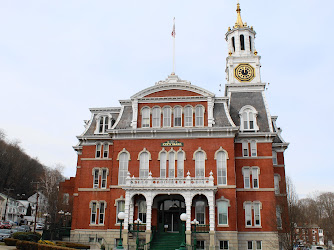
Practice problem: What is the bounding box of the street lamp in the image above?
[116,212,125,249]
[191,219,199,250]
[178,213,188,250]
[134,218,142,250]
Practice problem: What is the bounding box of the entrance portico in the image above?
[122,171,217,248]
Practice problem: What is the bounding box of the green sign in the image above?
[161,140,184,147]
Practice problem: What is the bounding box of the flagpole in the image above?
[172,17,175,75]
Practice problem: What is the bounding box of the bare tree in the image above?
[317,192,334,244]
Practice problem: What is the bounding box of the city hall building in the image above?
[62,4,289,249]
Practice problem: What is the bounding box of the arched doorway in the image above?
[155,194,185,233]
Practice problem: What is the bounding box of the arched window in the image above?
[138,200,147,223]
[141,107,150,128]
[184,106,193,127]
[217,200,229,225]
[240,34,245,50]
[195,105,204,127]
[99,201,106,224]
[216,150,227,185]
[90,201,97,224]
[177,150,185,178]
[160,151,167,178]
[101,169,107,189]
[239,106,258,131]
[97,116,109,133]
[163,107,171,127]
[194,150,206,178]
[195,201,205,224]
[174,106,182,127]
[168,151,175,178]
[152,107,161,128]
[118,152,129,185]
[249,36,252,51]
[116,200,125,223]
[93,168,99,188]
[232,37,235,52]
[103,143,109,158]
[139,151,149,178]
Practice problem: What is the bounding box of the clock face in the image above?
[234,63,255,82]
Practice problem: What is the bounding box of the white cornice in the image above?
[89,107,121,112]
[138,96,208,103]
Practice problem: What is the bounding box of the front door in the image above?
[164,211,180,232]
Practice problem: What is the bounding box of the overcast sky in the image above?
[0,0,333,198]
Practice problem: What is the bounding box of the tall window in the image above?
[91,202,97,224]
[195,151,205,178]
[93,169,99,188]
[195,201,205,224]
[240,34,245,50]
[243,168,250,189]
[101,169,107,189]
[250,141,257,157]
[168,151,175,178]
[249,36,252,51]
[116,200,125,223]
[232,37,235,52]
[195,106,204,127]
[103,143,109,158]
[272,151,278,165]
[160,151,167,178]
[177,151,184,178]
[216,151,227,185]
[254,203,261,226]
[142,107,150,128]
[242,142,249,157]
[248,241,262,250]
[217,201,228,225]
[245,203,252,226]
[252,168,259,189]
[98,116,109,133]
[163,107,171,127]
[240,106,258,131]
[276,206,282,228]
[96,144,102,158]
[152,107,161,128]
[99,201,106,224]
[184,106,193,127]
[174,106,182,127]
[138,200,147,223]
[220,241,229,250]
[139,152,149,178]
[274,175,280,194]
[118,152,129,185]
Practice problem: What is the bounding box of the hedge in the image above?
[4,238,18,246]
[13,232,42,242]
[55,242,90,249]
[16,240,76,250]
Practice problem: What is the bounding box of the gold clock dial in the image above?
[234,63,255,82]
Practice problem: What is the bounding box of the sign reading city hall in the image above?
[161,140,184,147]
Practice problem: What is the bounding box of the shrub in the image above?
[4,238,18,246]
[38,240,55,245]
[27,234,40,242]
[13,232,42,241]
[55,242,90,249]
[17,240,76,250]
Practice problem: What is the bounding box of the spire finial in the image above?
[235,2,244,28]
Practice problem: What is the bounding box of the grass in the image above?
[0,242,5,245]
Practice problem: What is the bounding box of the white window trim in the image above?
[193,147,207,179]
[114,196,125,224]
[239,105,259,132]
[103,143,109,158]
[216,196,231,226]
[100,168,109,189]
[138,148,151,178]
[98,201,107,225]
[96,143,102,158]
[158,148,167,178]
[141,106,151,128]
[243,201,262,228]
[195,105,205,127]
[173,106,183,127]
[214,147,229,186]
[167,148,177,178]
[152,106,161,128]
[184,105,193,127]
[89,200,99,225]
[242,166,260,189]
[92,168,100,189]
[94,114,113,134]
[250,140,257,157]
[117,149,130,186]
[195,200,206,224]
[274,174,281,194]
[176,148,185,178]
[272,150,278,165]
[162,106,172,128]
[242,141,249,157]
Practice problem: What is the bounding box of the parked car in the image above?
[0,229,12,241]
[310,246,324,250]
[16,225,30,232]
[0,221,12,229]
[35,223,44,230]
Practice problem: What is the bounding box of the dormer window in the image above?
[99,116,108,133]
[95,114,112,134]
[239,106,259,132]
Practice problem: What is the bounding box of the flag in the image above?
[171,17,175,38]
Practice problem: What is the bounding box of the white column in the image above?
[145,193,153,231]
[184,193,192,231]
[131,99,138,129]
[207,97,214,127]
[124,191,131,230]
[129,198,134,225]
[207,192,215,231]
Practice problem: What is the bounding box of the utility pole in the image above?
[31,182,41,232]
[2,188,14,221]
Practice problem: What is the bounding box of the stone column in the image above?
[145,193,153,244]
[184,192,192,245]
[207,192,216,249]
[123,191,131,247]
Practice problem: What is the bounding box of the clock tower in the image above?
[225,3,261,84]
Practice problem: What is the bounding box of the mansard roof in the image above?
[131,74,215,99]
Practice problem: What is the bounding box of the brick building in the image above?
[295,224,324,247]
[61,4,289,249]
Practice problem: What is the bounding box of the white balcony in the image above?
[124,171,215,190]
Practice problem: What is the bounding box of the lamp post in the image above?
[134,218,142,250]
[178,213,188,250]
[191,219,199,250]
[116,212,125,249]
